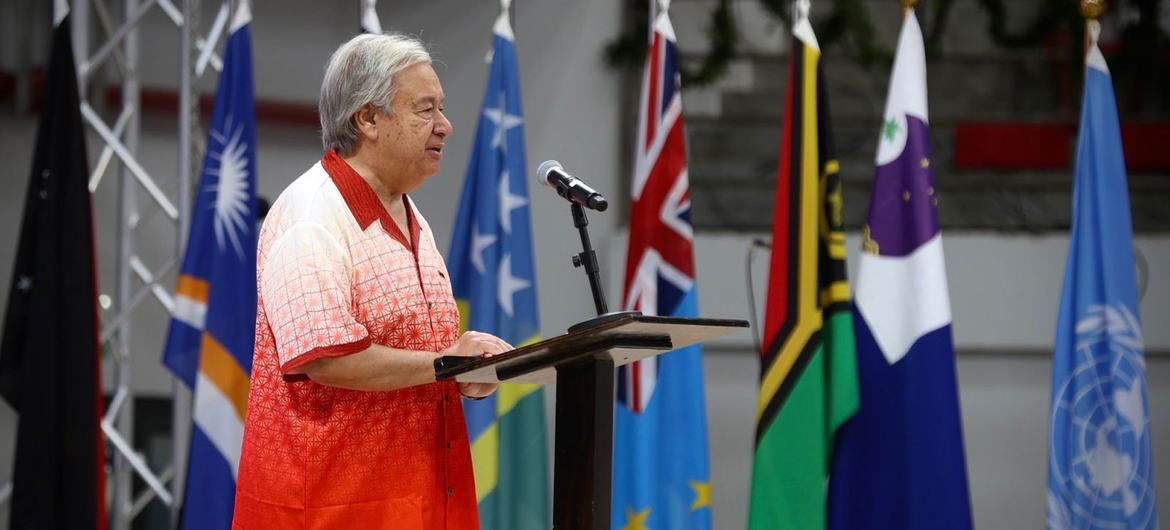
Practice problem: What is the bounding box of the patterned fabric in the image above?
[233,153,479,530]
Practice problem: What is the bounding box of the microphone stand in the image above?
[567,202,639,333]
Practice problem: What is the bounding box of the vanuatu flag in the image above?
[747,7,859,530]
[446,7,549,530]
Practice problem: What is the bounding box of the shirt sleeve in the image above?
[261,222,371,373]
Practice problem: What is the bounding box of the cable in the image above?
[745,238,771,354]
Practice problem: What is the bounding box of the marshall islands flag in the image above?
[827,10,974,530]
[161,2,259,528]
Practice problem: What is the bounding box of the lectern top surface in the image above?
[434,314,747,384]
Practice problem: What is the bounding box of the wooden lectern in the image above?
[434,313,747,530]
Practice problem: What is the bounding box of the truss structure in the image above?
[82,0,228,526]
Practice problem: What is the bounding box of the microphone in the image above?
[536,160,608,212]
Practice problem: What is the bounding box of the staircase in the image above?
[671,0,1170,232]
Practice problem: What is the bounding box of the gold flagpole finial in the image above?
[1080,0,1106,20]
[901,0,919,10]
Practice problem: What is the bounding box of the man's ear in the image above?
[353,104,379,142]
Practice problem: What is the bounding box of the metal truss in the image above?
[71,0,228,528]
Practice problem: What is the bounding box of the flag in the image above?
[359,0,382,34]
[0,9,106,529]
[826,11,973,530]
[160,2,258,528]
[613,3,712,529]
[746,7,858,530]
[446,9,549,530]
[1045,19,1158,530]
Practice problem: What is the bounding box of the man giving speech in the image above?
[232,33,506,530]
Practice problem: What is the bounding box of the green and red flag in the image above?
[747,5,859,529]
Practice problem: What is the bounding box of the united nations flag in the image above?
[1047,20,1158,530]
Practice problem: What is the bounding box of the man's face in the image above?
[373,62,452,192]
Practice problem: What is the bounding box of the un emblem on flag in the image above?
[1048,304,1157,530]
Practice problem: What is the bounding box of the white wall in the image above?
[1,1,1168,529]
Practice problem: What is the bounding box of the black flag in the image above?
[0,14,107,530]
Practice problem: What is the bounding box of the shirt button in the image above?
[446,441,452,449]
[447,487,455,496]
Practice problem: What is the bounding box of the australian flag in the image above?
[446,9,549,530]
[1046,20,1158,530]
[613,3,712,529]
[827,12,974,530]
[160,2,258,528]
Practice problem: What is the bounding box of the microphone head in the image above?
[536,160,562,188]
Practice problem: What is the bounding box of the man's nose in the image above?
[435,109,453,138]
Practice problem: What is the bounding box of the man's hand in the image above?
[440,331,510,399]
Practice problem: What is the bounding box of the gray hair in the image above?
[319,33,432,155]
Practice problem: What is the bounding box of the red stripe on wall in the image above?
[954,122,1170,172]
[953,122,1074,171]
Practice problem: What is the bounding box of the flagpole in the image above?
[170,0,197,527]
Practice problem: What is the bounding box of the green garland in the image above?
[975,0,1077,47]
[604,0,737,87]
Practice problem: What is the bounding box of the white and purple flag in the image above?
[827,12,974,529]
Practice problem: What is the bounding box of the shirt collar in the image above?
[321,150,420,253]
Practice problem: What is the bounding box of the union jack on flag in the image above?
[613,1,712,528]
[619,0,695,413]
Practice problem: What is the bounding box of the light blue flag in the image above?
[613,5,712,529]
[1047,20,1158,530]
[160,3,258,528]
[446,9,549,530]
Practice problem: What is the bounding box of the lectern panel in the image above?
[434,315,748,384]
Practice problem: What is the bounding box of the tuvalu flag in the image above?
[613,1,713,528]
[445,5,550,529]
[160,2,259,528]
[0,6,107,529]
[827,10,973,530]
[1045,18,1158,530]
[747,3,859,529]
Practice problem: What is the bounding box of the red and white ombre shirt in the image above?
[233,152,479,530]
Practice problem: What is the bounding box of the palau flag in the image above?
[747,5,858,530]
[1045,19,1158,530]
[614,2,712,529]
[826,10,974,530]
[446,8,549,530]
[160,2,258,528]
